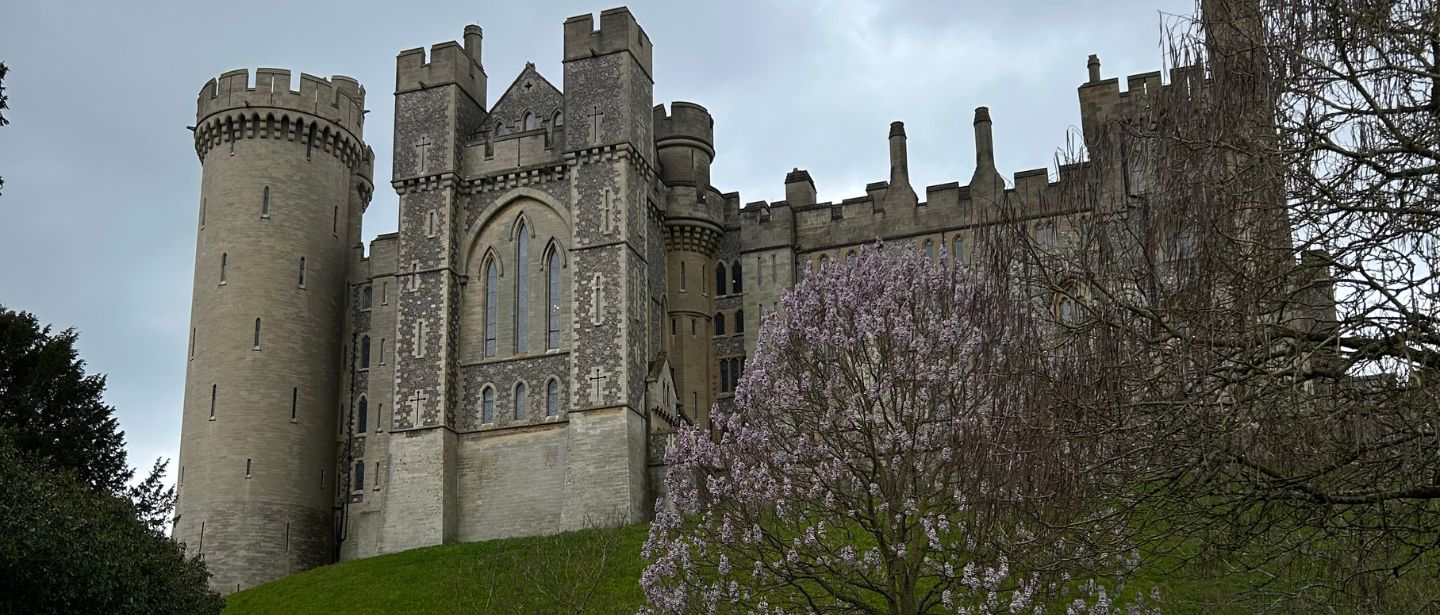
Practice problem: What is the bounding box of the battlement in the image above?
[1078,55,1209,140]
[197,68,366,137]
[395,26,487,105]
[564,8,654,80]
[653,102,714,154]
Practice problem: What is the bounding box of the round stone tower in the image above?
[175,68,371,593]
[655,102,722,428]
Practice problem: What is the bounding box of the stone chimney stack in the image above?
[885,121,917,206]
[969,107,1005,203]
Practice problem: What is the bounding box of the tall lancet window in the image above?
[482,387,494,424]
[484,260,498,357]
[523,112,538,131]
[546,249,561,349]
[514,382,528,421]
[253,318,262,350]
[515,224,530,354]
[546,379,560,417]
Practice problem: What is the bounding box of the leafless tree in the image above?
[1004,0,1440,610]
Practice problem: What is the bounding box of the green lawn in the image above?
[225,521,1425,614]
[223,524,651,614]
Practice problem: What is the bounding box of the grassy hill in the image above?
[223,524,651,614]
[225,522,1410,614]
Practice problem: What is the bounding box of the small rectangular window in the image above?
[333,206,339,235]
[219,253,228,284]
[210,384,217,419]
[291,387,298,420]
[382,282,389,305]
[298,257,306,287]
[245,458,252,478]
[373,462,381,490]
[261,186,271,218]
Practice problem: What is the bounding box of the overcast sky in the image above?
[0,0,1192,483]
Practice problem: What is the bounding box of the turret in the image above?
[177,69,371,593]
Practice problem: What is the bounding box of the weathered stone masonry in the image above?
[176,6,1175,592]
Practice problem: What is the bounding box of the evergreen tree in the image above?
[0,305,130,492]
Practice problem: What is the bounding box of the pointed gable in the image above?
[486,62,564,137]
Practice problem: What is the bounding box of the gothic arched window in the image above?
[546,379,560,417]
[953,236,966,264]
[484,260,499,357]
[494,122,506,137]
[923,239,935,261]
[547,249,561,350]
[523,112,538,131]
[731,262,743,293]
[514,382,528,421]
[714,312,726,336]
[482,386,495,424]
[357,397,368,432]
[715,261,727,296]
[515,224,530,353]
[553,110,564,126]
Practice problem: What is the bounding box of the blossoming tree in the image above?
[641,247,1140,614]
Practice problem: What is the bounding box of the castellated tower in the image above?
[175,68,372,593]
[654,102,721,428]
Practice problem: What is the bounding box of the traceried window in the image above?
[715,262,727,296]
[523,112,538,131]
[514,382,528,421]
[731,262,742,293]
[546,379,560,417]
[482,387,495,424]
[484,260,499,357]
[547,249,561,349]
[714,312,726,336]
[515,224,530,353]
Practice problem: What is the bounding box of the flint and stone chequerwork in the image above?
[175,7,1180,592]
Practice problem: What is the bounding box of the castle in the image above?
[174,7,1175,592]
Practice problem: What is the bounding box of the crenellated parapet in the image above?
[194,69,368,167]
[1078,55,1208,146]
[394,26,486,104]
[654,102,714,157]
[564,8,653,80]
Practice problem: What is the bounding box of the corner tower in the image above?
[176,68,371,592]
